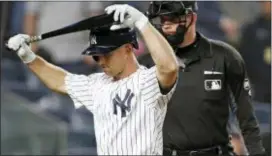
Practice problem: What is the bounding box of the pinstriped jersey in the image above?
[65,66,177,155]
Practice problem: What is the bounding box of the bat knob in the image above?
[5,42,13,51]
[5,43,20,52]
[4,35,41,52]
[5,40,22,52]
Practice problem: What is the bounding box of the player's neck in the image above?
[113,57,139,81]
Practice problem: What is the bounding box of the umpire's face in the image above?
[160,13,196,36]
[93,44,132,78]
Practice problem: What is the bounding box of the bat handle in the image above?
[27,35,42,43]
[5,35,42,51]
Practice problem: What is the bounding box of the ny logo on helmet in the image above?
[90,35,97,45]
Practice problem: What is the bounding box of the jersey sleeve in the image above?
[65,73,99,110]
[225,45,265,155]
[140,66,177,108]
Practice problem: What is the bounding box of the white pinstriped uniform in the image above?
[65,66,177,155]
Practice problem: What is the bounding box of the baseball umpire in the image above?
[6,4,179,155]
[138,1,266,156]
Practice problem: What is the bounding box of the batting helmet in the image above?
[82,28,138,56]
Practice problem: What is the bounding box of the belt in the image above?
[163,145,234,156]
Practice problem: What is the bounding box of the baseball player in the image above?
[7,4,179,155]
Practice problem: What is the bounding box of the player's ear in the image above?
[125,43,132,53]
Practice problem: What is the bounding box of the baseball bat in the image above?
[5,13,115,49]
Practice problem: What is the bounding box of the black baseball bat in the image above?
[5,13,115,49]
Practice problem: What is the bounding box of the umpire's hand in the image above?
[105,4,148,31]
[7,34,37,64]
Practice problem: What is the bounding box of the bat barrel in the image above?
[5,13,115,51]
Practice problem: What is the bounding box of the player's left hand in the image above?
[105,4,148,31]
[7,34,36,63]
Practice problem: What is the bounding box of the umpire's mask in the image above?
[146,1,198,48]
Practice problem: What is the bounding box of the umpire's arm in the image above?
[138,23,179,89]
[225,47,265,155]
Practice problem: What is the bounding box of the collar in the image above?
[175,32,213,66]
[197,32,213,58]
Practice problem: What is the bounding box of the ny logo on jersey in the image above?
[113,89,134,117]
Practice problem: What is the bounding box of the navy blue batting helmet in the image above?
[82,28,139,56]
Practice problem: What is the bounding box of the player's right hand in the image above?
[7,34,36,63]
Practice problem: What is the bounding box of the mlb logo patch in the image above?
[204,79,222,91]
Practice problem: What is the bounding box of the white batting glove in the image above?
[105,4,148,31]
[7,34,36,64]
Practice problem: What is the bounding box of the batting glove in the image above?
[105,4,148,31]
[7,34,36,64]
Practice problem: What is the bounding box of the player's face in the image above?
[93,45,128,77]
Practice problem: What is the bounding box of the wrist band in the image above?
[135,16,148,31]
[17,48,37,64]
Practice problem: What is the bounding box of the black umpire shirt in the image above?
[138,32,265,154]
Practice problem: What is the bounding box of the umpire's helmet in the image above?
[146,1,198,19]
[146,1,198,47]
[82,28,138,56]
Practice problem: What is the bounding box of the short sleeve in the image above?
[140,66,177,108]
[65,73,99,110]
